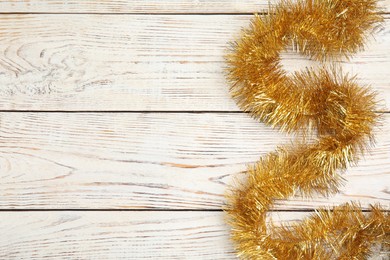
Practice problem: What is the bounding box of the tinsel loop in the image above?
[225,0,389,259]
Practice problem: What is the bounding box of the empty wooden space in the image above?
[0,1,389,259]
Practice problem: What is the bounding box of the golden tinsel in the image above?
[224,0,389,259]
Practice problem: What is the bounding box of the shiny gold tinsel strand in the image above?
[225,0,389,259]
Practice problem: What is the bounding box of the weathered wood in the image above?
[0,112,388,209]
[0,15,389,111]
[1,211,233,259]
[1,2,388,259]
[0,0,389,13]
[0,211,387,259]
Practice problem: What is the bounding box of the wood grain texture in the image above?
[1,2,389,259]
[0,15,389,111]
[0,211,234,259]
[0,0,389,13]
[1,112,388,209]
[0,211,388,259]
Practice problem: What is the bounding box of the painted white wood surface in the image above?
[0,1,389,259]
[0,0,389,13]
[0,211,388,259]
[1,112,388,209]
[0,15,389,111]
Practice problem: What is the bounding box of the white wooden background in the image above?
[0,1,389,259]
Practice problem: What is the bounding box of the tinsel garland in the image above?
[224,0,389,259]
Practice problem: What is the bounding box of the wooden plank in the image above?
[0,211,234,259]
[0,211,387,259]
[0,15,389,111]
[0,0,389,13]
[0,112,388,209]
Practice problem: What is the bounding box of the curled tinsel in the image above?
[225,0,389,259]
